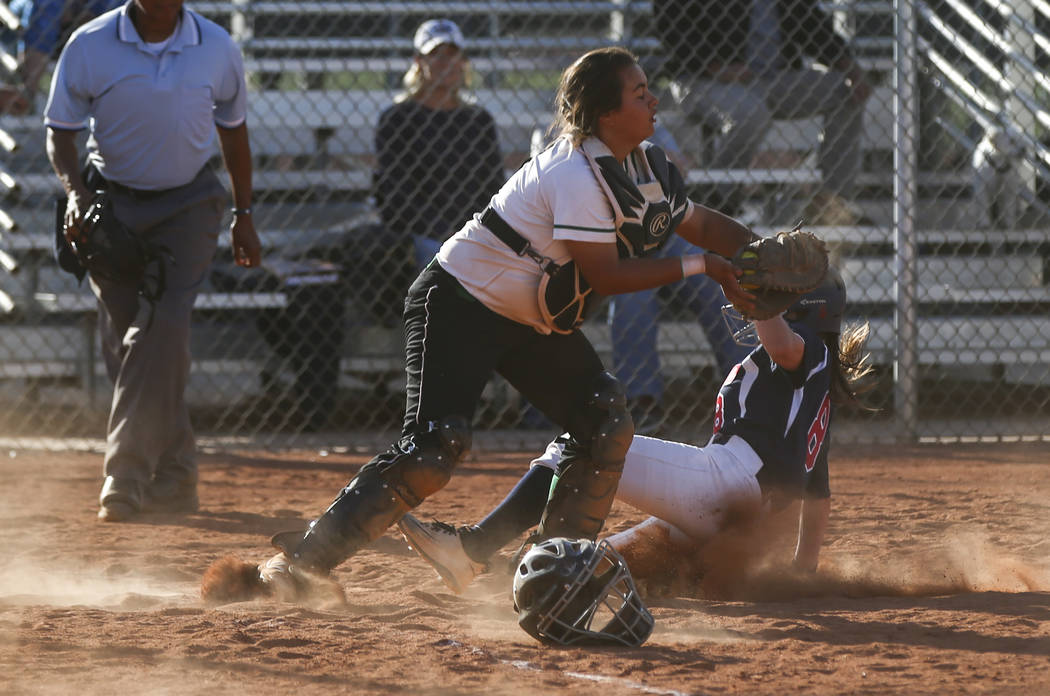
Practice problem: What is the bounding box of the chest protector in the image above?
[539,138,690,334]
[580,137,690,258]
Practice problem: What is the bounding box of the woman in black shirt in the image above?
[373,18,506,269]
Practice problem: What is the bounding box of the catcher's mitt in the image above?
[72,192,168,301]
[732,227,829,320]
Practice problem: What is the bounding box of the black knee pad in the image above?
[278,468,409,573]
[377,415,472,508]
[539,373,634,540]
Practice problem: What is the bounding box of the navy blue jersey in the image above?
[710,324,832,506]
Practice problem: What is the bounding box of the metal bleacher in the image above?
[0,0,1049,439]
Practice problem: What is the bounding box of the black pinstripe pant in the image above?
[399,262,612,442]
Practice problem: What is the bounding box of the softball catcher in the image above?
[202,46,761,607]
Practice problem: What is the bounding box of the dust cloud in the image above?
[702,525,1050,601]
[0,560,186,608]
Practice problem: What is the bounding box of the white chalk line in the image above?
[439,640,689,696]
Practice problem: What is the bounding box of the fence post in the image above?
[1006,2,1037,194]
[893,0,918,442]
[231,0,253,64]
[610,0,630,44]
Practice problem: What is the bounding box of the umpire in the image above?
[44,0,261,522]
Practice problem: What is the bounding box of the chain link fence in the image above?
[0,0,1048,448]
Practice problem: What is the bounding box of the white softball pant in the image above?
[531,434,763,544]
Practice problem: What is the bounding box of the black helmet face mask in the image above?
[512,537,654,647]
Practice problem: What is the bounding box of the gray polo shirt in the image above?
[44,1,247,190]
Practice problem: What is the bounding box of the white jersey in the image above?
[437,136,612,333]
[437,136,692,334]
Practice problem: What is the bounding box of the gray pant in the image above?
[671,67,864,198]
[91,168,224,493]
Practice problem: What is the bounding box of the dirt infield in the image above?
[1,442,1048,695]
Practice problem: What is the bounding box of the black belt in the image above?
[480,207,559,276]
[105,179,175,200]
[85,161,197,201]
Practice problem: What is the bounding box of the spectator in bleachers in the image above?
[653,0,873,225]
[373,18,506,271]
[373,18,542,426]
[1,0,119,113]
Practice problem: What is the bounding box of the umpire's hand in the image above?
[62,187,91,246]
[231,214,261,267]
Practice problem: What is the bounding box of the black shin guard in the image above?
[538,375,634,540]
[275,416,472,574]
[538,454,622,540]
[276,469,410,574]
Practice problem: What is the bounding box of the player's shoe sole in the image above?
[398,513,485,594]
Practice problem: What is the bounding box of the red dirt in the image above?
[1,442,1048,695]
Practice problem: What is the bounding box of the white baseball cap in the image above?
[413,19,465,55]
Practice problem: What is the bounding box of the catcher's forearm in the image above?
[45,127,89,199]
[567,239,687,295]
[705,207,757,255]
[678,204,755,256]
